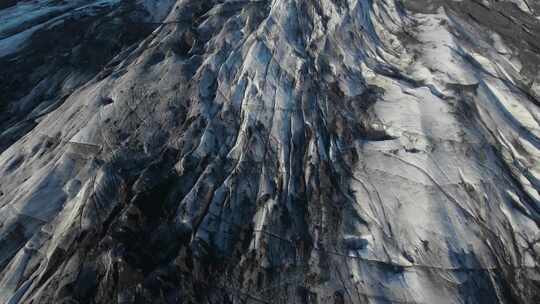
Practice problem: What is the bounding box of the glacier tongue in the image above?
[0,0,539,303]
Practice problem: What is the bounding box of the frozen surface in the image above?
[0,0,539,303]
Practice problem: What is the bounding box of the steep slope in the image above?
[0,0,539,303]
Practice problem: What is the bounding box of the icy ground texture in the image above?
[0,0,540,303]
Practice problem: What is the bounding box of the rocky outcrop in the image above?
[0,0,539,303]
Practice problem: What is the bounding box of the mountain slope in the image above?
[0,0,539,303]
